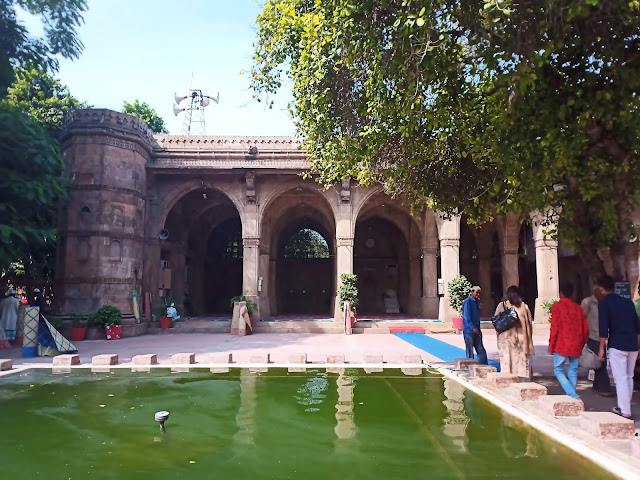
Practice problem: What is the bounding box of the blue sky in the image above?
[20,0,295,136]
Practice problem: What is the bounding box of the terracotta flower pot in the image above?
[452,317,463,331]
[105,325,122,340]
[159,317,172,329]
[71,327,87,341]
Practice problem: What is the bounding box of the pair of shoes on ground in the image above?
[612,407,634,421]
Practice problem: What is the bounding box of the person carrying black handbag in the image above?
[493,286,535,380]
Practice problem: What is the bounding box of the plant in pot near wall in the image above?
[90,305,123,340]
[229,295,258,319]
[70,313,88,341]
[338,273,359,318]
[153,296,175,329]
[447,275,473,332]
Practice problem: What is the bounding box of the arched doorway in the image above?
[260,187,336,318]
[162,187,242,316]
[353,217,411,315]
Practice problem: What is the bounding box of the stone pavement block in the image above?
[509,383,547,401]
[469,365,497,378]
[327,354,345,364]
[632,437,640,458]
[578,412,635,440]
[364,354,383,364]
[171,353,195,364]
[132,354,157,365]
[538,395,584,417]
[53,354,80,366]
[0,359,12,371]
[487,372,519,388]
[92,354,118,366]
[250,353,270,364]
[403,355,423,364]
[454,358,478,369]
[288,353,307,364]
[208,352,232,364]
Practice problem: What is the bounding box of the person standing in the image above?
[549,282,590,399]
[581,287,612,396]
[597,275,640,420]
[33,288,46,311]
[462,286,488,365]
[0,290,20,343]
[494,286,535,380]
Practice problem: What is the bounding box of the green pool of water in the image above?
[0,368,609,480]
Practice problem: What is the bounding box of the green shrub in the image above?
[338,273,359,310]
[230,295,257,316]
[89,305,122,327]
[447,275,472,313]
[542,300,558,315]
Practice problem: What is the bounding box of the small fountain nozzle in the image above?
[155,411,169,432]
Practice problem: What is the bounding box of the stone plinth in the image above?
[327,354,345,364]
[171,353,195,364]
[132,354,157,365]
[469,365,497,378]
[0,359,13,371]
[250,353,271,364]
[509,383,547,401]
[209,352,233,364]
[454,358,478,370]
[53,354,80,366]
[403,354,423,364]
[92,354,118,366]
[538,395,584,417]
[578,412,635,440]
[487,372,519,388]
[288,353,307,364]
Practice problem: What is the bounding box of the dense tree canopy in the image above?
[252,0,640,280]
[0,0,87,93]
[283,229,330,259]
[123,100,169,134]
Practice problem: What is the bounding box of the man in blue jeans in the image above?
[462,286,488,364]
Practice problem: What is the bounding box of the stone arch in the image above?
[259,185,337,317]
[353,191,424,316]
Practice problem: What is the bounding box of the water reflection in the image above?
[334,373,356,440]
[295,373,328,412]
[441,378,469,452]
[233,369,256,447]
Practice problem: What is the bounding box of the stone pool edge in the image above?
[435,365,640,480]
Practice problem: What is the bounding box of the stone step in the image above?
[578,412,636,440]
[538,395,584,417]
[509,382,548,401]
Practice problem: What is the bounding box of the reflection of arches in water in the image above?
[334,373,356,441]
[441,378,469,453]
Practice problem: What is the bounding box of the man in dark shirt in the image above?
[597,275,640,420]
[462,286,488,365]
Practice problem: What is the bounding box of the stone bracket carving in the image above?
[245,172,256,204]
[337,237,354,247]
[243,237,260,247]
[340,178,351,204]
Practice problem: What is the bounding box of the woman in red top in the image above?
[549,282,590,398]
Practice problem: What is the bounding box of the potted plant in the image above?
[229,295,258,318]
[85,311,106,340]
[338,273,359,323]
[90,305,123,340]
[70,313,88,341]
[447,275,472,332]
[153,296,174,329]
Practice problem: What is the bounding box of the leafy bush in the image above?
[542,300,558,315]
[338,273,359,310]
[447,275,472,313]
[89,305,122,327]
[230,295,258,316]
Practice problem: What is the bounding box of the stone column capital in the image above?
[243,236,260,247]
[337,237,354,247]
[440,238,460,248]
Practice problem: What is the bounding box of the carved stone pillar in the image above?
[421,245,439,318]
[500,214,521,294]
[531,212,559,323]
[243,236,260,319]
[436,216,461,323]
[335,202,353,321]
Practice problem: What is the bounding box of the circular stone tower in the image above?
[55,109,154,331]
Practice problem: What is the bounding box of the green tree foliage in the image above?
[252,0,640,280]
[0,0,87,93]
[123,100,169,134]
[5,67,87,137]
[447,275,472,313]
[338,273,359,309]
[283,228,330,258]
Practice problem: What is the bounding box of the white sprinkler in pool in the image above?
[155,411,169,432]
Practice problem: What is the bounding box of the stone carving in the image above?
[340,178,351,204]
[337,237,354,247]
[246,172,256,204]
[243,237,260,247]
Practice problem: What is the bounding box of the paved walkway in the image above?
[2,329,638,426]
